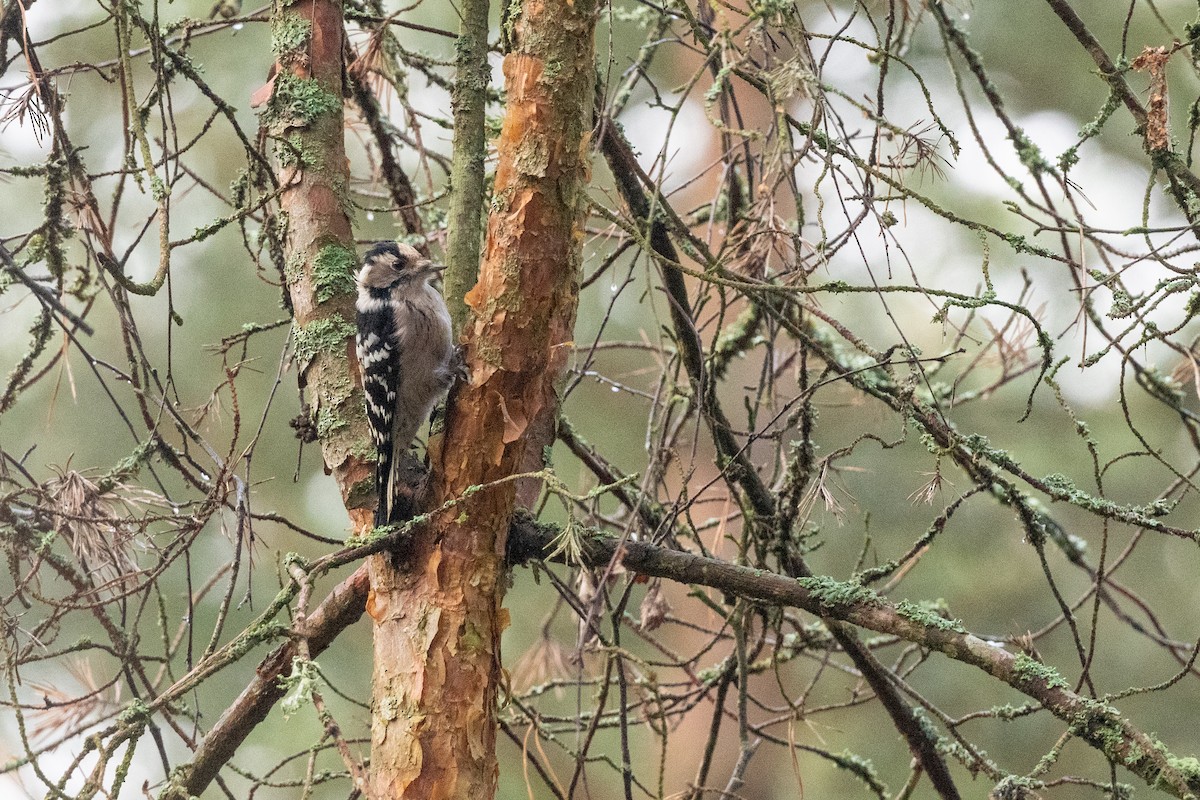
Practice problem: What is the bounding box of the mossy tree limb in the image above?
[444,0,491,334]
[159,567,371,799]
[503,527,1200,800]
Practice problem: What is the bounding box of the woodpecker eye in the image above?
[358,242,432,289]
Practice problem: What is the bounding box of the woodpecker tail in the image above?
[374,438,394,527]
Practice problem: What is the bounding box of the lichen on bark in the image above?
[263,0,373,523]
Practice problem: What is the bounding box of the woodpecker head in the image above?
[356,242,443,290]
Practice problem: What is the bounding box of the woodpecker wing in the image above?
[356,287,400,526]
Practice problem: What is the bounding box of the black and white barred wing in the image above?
[356,290,399,526]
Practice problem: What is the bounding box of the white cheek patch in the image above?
[356,295,391,313]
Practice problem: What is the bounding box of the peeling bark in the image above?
[367,1,596,797]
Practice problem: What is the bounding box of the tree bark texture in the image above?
[366,0,596,797]
[444,0,490,333]
[272,0,375,530]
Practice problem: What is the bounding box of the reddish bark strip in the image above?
[367,1,596,797]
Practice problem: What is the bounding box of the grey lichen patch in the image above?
[990,775,1043,799]
[512,137,551,178]
[1169,755,1200,777]
[1011,653,1069,691]
[961,433,1020,472]
[275,133,322,170]
[278,657,319,719]
[272,12,311,57]
[1063,699,1140,770]
[990,703,1036,720]
[97,438,158,493]
[1040,471,1175,525]
[833,750,886,796]
[796,575,882,612]
[313,243,357,303]
[304,357,371,476]
[343,419,374,462]
[267,73,341,127]
[294,315,355,363]
[348,432,376,463]
[471,332,504,370]
[325,373,355,408]
[541,59,563,82]
[283,249,306,289]
[315,406,347,438]
[500,0,523,50]
[237,622,289,660]
[1161,755,1200,792]
[116,698,152,726]
[344,522,397,549]
[895,599,965,633]
[377,695,400,722]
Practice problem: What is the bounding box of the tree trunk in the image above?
[271,0,376,529]
[366,0,597,796]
